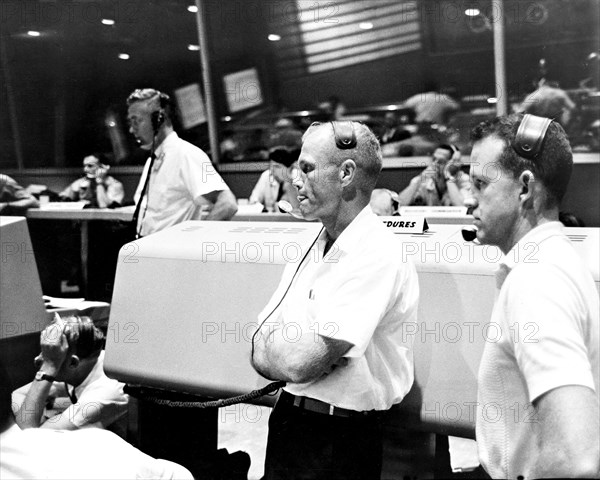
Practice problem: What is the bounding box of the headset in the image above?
[511,113,552,160]
[151,110,165,133]
[462,114,553,242]
[309,121,358,149]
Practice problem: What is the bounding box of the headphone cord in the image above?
[133,135,158,239]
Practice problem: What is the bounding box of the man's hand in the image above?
[443,160,462,181]
[38,320,69,375]
[95,166,109,183]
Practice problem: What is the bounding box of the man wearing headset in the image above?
[59,154,124,208]
[397,143,470,207]
[127,88,237,237]
[252,121,419,479]
[12,315,129,437]
[466,114,599,478]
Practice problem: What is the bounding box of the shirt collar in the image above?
[74,351,105,397]
[322,205,377,255]
[500,221,565,271]
[155,131,178,158]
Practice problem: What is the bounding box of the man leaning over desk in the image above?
[252,121,419,480]
[127,88,237,237]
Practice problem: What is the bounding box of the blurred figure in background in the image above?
[249,146,300,212]
[370,188,399,216]
[0,174,39,214]
[521,86,576,128]
[401,81,460,125]
[59,154,124,208]
[397,144,469,207]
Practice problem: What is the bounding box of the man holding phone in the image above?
[59,154,124,208]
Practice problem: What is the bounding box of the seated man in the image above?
[1,360,193,480]
[249,146,300,212]
[369,188,399,216]
[397,144,470,207]
[0,174,39,214]
[59,154,124,208]
[12,314,129,437]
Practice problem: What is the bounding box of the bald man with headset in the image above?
[127,88,237,237]
[252,121,419,479]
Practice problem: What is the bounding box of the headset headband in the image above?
[331,121,357,149]
[512,114,552,160]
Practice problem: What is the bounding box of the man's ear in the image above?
[69,355,80,369]
[339,159,356,186]
[518,170,535,203]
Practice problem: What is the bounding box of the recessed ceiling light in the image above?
[27,31,41,37]
[187,5,198,13]
[359,22,373,30]
[101,19,115,25]
[465,8,480,16]
[487,97,498,104]
[223,116,232,122]
[387,105,398,111]
[118,53,130,60]
[300,111,310,116]
[268,34,281,42]
[188,44,200,51]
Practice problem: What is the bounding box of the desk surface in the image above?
[27,206,135,221]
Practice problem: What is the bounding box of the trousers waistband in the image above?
[280,391,376,418]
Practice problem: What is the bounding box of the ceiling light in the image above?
[101,19,115,25]
[188,44,200,51]
[465,8,480,16]
[387,105,398,111]
[300,111,310,116]
[359,22,373,30]
[187,5,198,13]
[487,97,498,104]
[223,116,232,122]
[27,31,41,37]
[118,53,130,60]
[268,34,281,42]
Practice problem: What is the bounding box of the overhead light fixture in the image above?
[223,116,232,122]
[359,22,373,30]
[300,111,310,116]
[187,5,198,13]
[387,105,398,111]
[465,8,480,16]
[188,44,200,51]
[487,97,498,104]
[118,53,130,60]
[268,34,281,42]
[101,19,115,25]
[27,31,41,37]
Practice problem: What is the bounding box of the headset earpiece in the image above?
[512,114,552,160]
[331,121,357,149]
[151,110,165,132]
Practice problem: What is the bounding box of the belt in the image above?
[280,391,374,418]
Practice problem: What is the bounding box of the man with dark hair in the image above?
[467,114,599,478]
[12,315,128,436]
[249,146,300,212]
[397,143,470,206]
[127,88,237,237]
[1,358,193,479]
[59,154,124,208]
[252,121,419,479]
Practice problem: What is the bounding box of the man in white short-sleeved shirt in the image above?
[12,315,128,437]
[466,113,599,479]
[127,88,237,237]
[252,121,419,479]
